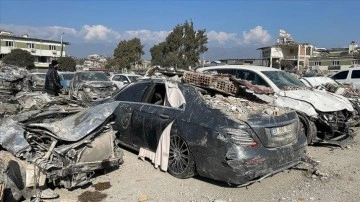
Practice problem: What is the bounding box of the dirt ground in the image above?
[51,131,360,202]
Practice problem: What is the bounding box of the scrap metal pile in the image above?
[0,65,123,201]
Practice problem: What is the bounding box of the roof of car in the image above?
[196,65,281,73]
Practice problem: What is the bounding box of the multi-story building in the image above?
[309,41,360,71]
[257,30,313,70]
[0,30,69,68]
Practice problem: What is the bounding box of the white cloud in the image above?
[207,31,239,44]
[0,24,272,47]
[124,30,170,44]
[242,26,271,45]
[0,24,78,40]
[80,24,120,41]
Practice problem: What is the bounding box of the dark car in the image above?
[105,79,307,185]
[69,71,118,102]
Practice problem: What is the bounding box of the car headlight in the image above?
[321,114,335,122]
[84,87,91,92]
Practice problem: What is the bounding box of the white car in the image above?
[330,67,360,89]
[109,74,141,89]
[196,65,355,144]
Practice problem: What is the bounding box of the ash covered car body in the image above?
[0,65,33,95]
[69,71,118,102]
[196,65,355,145]
[104,79,307,185]
[30,72,46,91]
[0,101,123,201]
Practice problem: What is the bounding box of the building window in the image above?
[49,45,56,50]
[332,61,340,65]
[27,43,35,49]
[290,49,294,54]
[5,41,13,47]
[314,61,322,66]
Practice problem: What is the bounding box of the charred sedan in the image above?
[106,79,307,185]
[69,71,118,102]
[0,102,123,201]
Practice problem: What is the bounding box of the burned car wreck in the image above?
[69,71,118,102]
[0,65,33,95]
[195,66,356,146]
[103,79,308,185]
[0,101,123,201]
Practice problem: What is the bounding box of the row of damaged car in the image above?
[1,64,351,201]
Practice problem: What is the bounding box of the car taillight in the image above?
[225,128,258,147]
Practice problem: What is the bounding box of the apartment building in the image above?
[0,30,69,68]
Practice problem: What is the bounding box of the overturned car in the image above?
[68,71,118,102]
[0,102,123,201]
[195,65,356,145]
[103,79,308,185]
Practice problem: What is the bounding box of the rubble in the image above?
[201,93,286,120]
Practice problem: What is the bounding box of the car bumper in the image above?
[195,139,307,185]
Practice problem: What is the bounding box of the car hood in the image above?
[0,101,120,156]
[83,81,114,88]
[278,89,353,112]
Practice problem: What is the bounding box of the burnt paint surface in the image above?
[111,80,306,185]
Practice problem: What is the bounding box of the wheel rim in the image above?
[168,135,190,174]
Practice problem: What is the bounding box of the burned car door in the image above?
[112,81,151,147]
[131,83,184,151]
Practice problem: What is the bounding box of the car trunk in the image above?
[246,111,299,148]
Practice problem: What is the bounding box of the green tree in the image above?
[3,49,35,69]
[150,20,208,69]
[150,42,167,67]
[113,38,144,70]
[58,57,77,71]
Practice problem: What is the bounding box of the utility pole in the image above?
[60,32,64,57]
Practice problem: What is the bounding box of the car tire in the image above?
[167,134,196,179]
[298,113,317,144]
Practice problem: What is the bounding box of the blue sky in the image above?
[1,0,359,60]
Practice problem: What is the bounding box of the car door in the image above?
[349,69,360,88]
[131,83,184,151]
[112,81,152,147]
[331,70,349,84]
